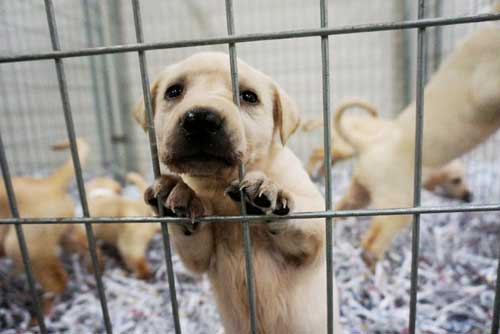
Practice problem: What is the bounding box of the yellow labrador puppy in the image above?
[0,138,89,314]
[304,100,473,202]
[335,12,500,266]
[133,52,342,334]
[83,173,157,279]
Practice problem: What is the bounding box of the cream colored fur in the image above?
[133,52,342,334]
[335,18,500,265]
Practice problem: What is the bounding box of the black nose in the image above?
[462,191,473,203]
[181,108,222,135]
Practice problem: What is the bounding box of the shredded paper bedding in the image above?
[1,161,499,334]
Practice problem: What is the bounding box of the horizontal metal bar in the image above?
[1,203,499,225]
[0,13,498,64]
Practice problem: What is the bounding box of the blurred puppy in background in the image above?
[83,172,157,279]
[332,11,500,266]
[303,100,473,203]
[0,138,89,314]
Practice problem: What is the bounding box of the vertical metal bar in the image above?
[409,1,427,333]
[319,0,335,333]
[107,0,138,172]
[491,247,500,334]
[224,1,258,333]
[432,0,443,73]
[402,0,413,107]
[93,0,122,177]
[0,133,47,333]
[130,1,182,333]
[42,1,113,333]
[81,0,110,171]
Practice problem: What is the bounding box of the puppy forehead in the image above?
[160,52,271,91]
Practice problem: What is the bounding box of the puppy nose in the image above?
[181,108,222,135]
[462,191,473,203]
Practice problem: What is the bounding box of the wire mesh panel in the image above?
[0,0,499,333]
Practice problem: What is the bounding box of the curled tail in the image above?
[48,138,90,189]
[125,172,149,193]
[301,118,324,132]
[333,99,378,153]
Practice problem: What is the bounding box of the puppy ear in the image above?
[272,84,300,145]
[423,169,446,191]
[133,78,161,131]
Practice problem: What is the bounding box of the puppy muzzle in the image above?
[162,107,242,174]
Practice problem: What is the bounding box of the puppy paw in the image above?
[225,171,293,216]
[361,249,378,273]
[144,174,204,234]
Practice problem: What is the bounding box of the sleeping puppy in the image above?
[303,100,473,202]
[335,11,500,266]
[83,173,157,279]
[133,52,342,334]
[0,138,90,314]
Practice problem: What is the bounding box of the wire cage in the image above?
[0,0,499,333]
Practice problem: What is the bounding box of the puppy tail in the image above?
[333,99,378,153]
[494,1,500,13]
[48,138,90,189]
[125,172,149,193]
[300,118,324,132]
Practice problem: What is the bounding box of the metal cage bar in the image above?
[130,1,182,333]
[408,0,427,332]
[319,0,335,333]
[492,247,500,334]
[224,1,258,333]
[81,0,109,171]
[0,133,47,333]
[2,202,500,225]
[0,2,499,333]
[1,13,499,64]
[42,1,113,333]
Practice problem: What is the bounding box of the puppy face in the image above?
[440,166,473,202]
[133,52,299,176]
[425,160,473,202]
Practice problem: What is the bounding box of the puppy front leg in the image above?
[145,175,214,274]
[225,171,323,266]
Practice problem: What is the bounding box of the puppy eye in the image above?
[240,90,259,104]
[451,177,461,185]
[165,84,184,100]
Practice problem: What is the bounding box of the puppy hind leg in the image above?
[32,257,68,315]
[335,179,371,211]
[117,229,153,280]
[361,214,412,268]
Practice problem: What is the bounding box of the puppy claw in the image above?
[254,193,272,208]
[226,171,293,216]
[144,174,205,234]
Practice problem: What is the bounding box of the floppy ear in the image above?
[272,84,300,145]
[423,169,446,191]
[133,78,161,131]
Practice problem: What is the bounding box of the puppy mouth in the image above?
[162,149,242,175]
[171,152,239,166]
